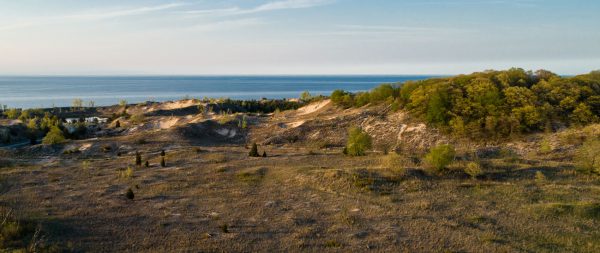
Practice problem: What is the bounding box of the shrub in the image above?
[424,144,456,172]
[125,188,134,200]
[262,151,267,158]
[344,127,372,156]
[160,150,165,157]
[114,120,121,128]
[535,170,547,183]
[135,152,142,166]
[539,139,552,154]
[120,167,134,179]
[145,161,149,167]
[130,114,145,124]
[4,108,20,119]
[220,224,229,233]
[249,143,260,157]
[464,162,483,179]
[42,126,65,145]
[380,153,406,174]
[575,139,600,174]
[160,157,166,167]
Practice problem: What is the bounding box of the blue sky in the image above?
[0,0,599,75]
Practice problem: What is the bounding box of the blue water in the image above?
[0,76,434,109]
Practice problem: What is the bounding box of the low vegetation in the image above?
[343,127,372,156]
[423,144,455,173]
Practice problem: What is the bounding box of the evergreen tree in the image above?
[135,152,142,166]
[160,157,166,167]
[145,160,149,167]
[125,188,135,200]
[262,151,267,157]
[115,120,121,128]
[249,143,259,157]
[160,150,166,157]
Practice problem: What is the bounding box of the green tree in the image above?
[26,118,39,144]
[42,126,66,145]
[571,103,598,125]
[300,91,313,102]
[4,108,19,119]
[331,90,347,104]
[344,127,372,156]
[426,90,449,125]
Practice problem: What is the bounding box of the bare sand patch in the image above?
[297,99,330,115]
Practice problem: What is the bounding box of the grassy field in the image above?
[1,100,599,252]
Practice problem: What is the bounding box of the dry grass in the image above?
[1,107,599,252]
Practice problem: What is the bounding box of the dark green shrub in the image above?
[249,143,259,157]
[125,188,134,200]
[135,152,142,166]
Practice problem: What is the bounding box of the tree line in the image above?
[331,68,600,139]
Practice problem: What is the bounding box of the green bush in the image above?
[344,127,372,156]
[575,139,600,174]
[42,126,65,145]
[539,139,552,154]
[424,144,456,172]
[464,162,483,179]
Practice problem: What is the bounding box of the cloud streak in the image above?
[0,3,185,31]
[324,24,475,36]
[182,0,335,16]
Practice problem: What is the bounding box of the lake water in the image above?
[0,75,435,109]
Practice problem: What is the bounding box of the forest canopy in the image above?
[331,68,600,139]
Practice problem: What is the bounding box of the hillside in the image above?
[0,69,599,252]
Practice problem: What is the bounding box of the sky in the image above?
[0,0,599,75]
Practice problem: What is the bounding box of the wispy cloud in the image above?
[63,3,185,20]
[187,18,265,32]
[0,3,185,31]
[182,0,335,16]
[411,0,540,8]
[327,24,475,36]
